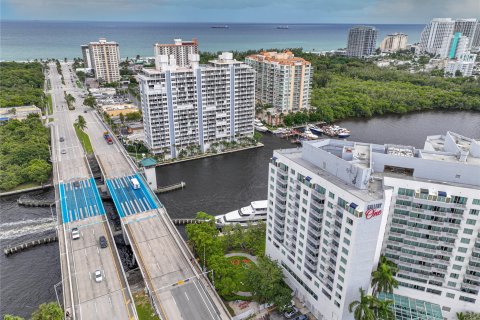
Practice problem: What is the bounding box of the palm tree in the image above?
[75,115,87,131]
[456,312,465,320]
[379,255,399,275]
[373,299,394,320]
[371,257,399,295]
[349,288,376,320]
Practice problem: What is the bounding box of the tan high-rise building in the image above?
[245,51,312,113]
[380,33,408,52]
[82,38,120,83]
[153,39,199,67]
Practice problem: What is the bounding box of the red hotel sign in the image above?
[365,209,382,220]
[365,203,383,220]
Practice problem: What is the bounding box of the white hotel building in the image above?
[139,52,255,159]
[266,132,480,320]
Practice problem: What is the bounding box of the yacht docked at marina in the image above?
[215,200,268,227]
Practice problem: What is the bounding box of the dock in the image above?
[4,235,58,256]
[154,181,186,194]
[17,196,54,207]
[172,218,207,225]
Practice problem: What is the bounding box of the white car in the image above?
[71,228,80,240]
[94,270,103,283]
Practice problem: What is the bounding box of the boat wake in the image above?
[0,218,56,240]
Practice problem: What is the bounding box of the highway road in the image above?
[48,62,136,320]
[62,65,230,319]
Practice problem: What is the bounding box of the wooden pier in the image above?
[4,235,58,256]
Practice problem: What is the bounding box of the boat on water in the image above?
[302,127,319,140]
[272,128,289,135]
[277,25,289,29]
[337,130,351,138]
[254,119,269,132]
[307,124,323,136]
[322,125,351,138]
[211,25,229,29]
[215,200,268,227]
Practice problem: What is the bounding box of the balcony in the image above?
[276,192,287,201]
[307,230,321,241]
[305,259,318,272]
[311,197,324,208]
[305,262,317,274]
[312,189,326,199]
[307,240,320,251]
[470,255,480,263]
[306,250,319,263]
[309,218,322,229]
[277,173,288,182]
[463,273,480,282]
[310,206,323,218]
[277,183,287,192]
[274,219,285,229]
[274,230,284,242]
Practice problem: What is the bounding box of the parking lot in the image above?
[59,178,105,223]
[106,174,158,217]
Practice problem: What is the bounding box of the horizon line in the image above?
[0,19,425,25]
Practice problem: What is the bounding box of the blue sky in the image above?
[1,0,478,23]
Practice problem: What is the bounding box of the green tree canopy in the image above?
[0,114,51,191]
[245,256,292,309]
[31,302,63,320]
[0,62,45,109]
[371,256,398,295]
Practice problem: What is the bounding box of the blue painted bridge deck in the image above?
[59,178,105,223]
[106,174,158,218]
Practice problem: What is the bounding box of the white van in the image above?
[131,178,140,190]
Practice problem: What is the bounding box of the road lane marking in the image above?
[192,279,217,320]
[184,292,189,301]
[102,221,132,319]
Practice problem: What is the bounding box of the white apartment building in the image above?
[81,38,120,83]
[346,26,378,57]
[454,19,478,49]
[419,18,456,56]
[153,38,199,67]
[266,132,480,320]
[245,51,312,114]
[81,45,92,69]
[380,33,408,53]
[440,32,470,59]
[445,53,477,77]
[473,23,480,51]
[139,52,255,159]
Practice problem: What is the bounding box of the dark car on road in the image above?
[99,236,108,248]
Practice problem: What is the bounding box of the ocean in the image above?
[0,21,424,61]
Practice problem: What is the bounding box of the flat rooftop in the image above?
[276,131,480,191]
[275,148,384,202]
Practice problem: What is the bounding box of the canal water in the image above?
[1,111,479,318]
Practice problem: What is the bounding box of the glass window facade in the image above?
[378,292,443,320]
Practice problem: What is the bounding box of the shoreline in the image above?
[0,184,54,198]
[156,143,264,167]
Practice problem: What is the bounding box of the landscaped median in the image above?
[133,291,159,320]
[74,126,93,154]
[185,212,293,316]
